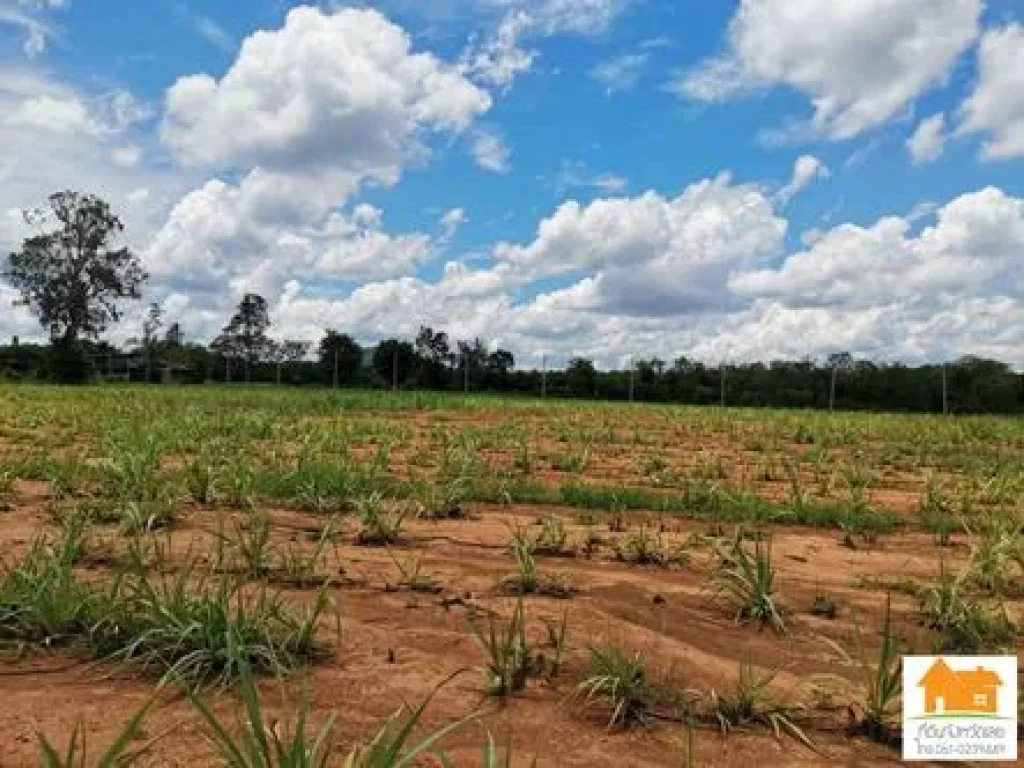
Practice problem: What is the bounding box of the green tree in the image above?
[485,348,515,390]
[456,338,488,391]
[137,303,163,382]
[318,330,362,386]
[372,339,416,389]
[565,357,598,397]
[6,191,147,382]
[415,325,452,389]
[212,293,272,382]
[268,340,311,385]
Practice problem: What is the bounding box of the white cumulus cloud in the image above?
[470,128,511,172]
[907,113,947,164]
[776,154,829,205]
[674,0,982,140]
[161,6,491,175]
[958,23,1024,160]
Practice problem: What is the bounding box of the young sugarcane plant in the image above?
[708,537,786,633]
[467,597,539,697]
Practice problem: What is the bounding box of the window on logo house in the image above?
[974,694,988,706]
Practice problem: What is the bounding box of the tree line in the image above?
[2,191,1022,414]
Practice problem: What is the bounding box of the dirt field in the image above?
[0,386,1020,766]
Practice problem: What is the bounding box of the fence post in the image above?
[942,363,949,415]
[541,355,547,399]
[629,356,635,403]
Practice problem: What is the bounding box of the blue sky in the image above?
[2,0,1024,368]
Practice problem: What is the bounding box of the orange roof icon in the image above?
[917,658,1003,715]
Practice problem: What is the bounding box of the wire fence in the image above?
[53,351,1023,416]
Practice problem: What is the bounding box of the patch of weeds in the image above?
[355,494,407,547]
[551,447,591,473]
[854,574,924,598]
[965,521,1024,597]
[119,499,179,536]
[499,526,573,599]
[694,452,728,481]
[223,511,272,579]
[542,609,570,679]
[421,474,474,520]
[182,445,225,506]
[222,451,256,509]
[578,644,650,729]
[784,461,810,517]
[916,475,961,547]
[512,436,534,476]
[389,551,441,594]
[190,661,335,767]
[839,463,874,519]
[36,700,157,768]
[705,658,814,750]
[840,595,903,747]
[793,424,817,445]
[918,566,1017,653]
[0,533,96,645]
[121,531,172,575]
[103,435,167,504]
[613,525,689,568]
[468,597,542,696]
[271,522,337,589]
[108,570,333,687]
[533,516,575,558]
[708,538,786,633]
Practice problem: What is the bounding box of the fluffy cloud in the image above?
[161,6,491,174]
[460,10,535,90]
[731,187,1024,308]
[174,3,234,52]
[111,145,143,168]
[496,174,786,314]
[0,72,181,256]
[554,161,628,195]
[144,6,498,320]
[441,207,468,238]
[676,0,982,139]
[907,113,948,164]
[776,154,829,204]
[271,261,513,344]
[483,0,628,36]
[591,52,649,94]
[470,128,511,172]
[1,0,69,57]
[458,0,631,92]
[145,170,437,301]
[958,24,1024,160]
[138,172,1024,369]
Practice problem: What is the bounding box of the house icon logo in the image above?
[903,655,1018,761]
[918,658,1002,715]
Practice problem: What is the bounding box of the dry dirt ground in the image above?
[1,394,1021,767]
[1,485,1019,767]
